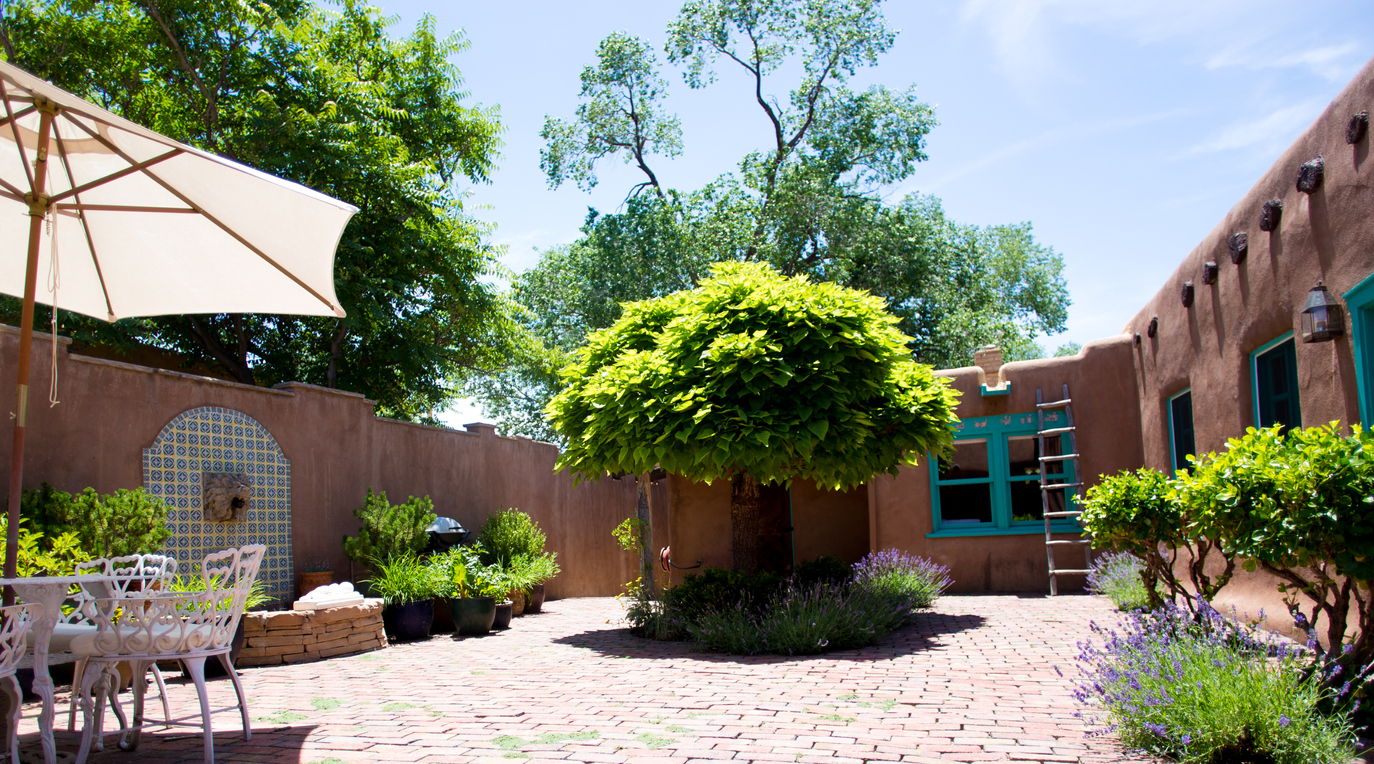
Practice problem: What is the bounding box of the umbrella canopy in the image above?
[0,59,356,583]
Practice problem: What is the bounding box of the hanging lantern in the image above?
[1299,281,1345,343]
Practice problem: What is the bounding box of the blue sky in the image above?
[371,0,1374,425]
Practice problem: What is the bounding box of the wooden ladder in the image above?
[1037,384,1092,595]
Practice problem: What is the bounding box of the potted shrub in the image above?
[368,555,437,642]
[475,508,560,614]
[298,560,333,599]
[435,547,498,636]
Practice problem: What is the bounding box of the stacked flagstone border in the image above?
[238,599,387,667]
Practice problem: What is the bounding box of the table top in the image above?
[0,574,108,586]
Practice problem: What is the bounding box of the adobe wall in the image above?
[0,326,645,600]
[663,335,1143,592]
[1126,56,1374,463]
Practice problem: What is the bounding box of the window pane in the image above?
[1010,480,1045,522]
[1008,435,1064,477]
[1170,391,1195,473]
[1255,339,1301,430]
[939,483,993,524]
[938,439,989,480]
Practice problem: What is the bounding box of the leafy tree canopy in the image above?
[472,0,1069,439]
[548,261,960,490]
[0,0,514,421]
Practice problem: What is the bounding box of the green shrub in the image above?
[1074,600,1358,764]
[476,508,547,565]
[0,514,89,577]
[343,489,436,564]
[661,567,787,622]
[364,554,443,605]
[1085,552,1153,611]
[429,545,502,599]
[794,555,850,589]
[21,484,170,560]
[1081,468,1198,609]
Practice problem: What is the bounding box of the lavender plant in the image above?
[1085,552,1152,611]
[852,549,952,610]
[1071,597,1360,763]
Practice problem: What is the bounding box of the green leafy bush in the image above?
[662,567,787,622]
[429,545,502,599]
[0,514,89,577]
[21,484,170,560]
[794,555,851,589]
[476,508,547,565]
[343,489,436,564]
[364,554,442,605]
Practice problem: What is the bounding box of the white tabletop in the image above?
[0,574,107,586]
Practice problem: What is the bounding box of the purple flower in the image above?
[1279,715,1291,728]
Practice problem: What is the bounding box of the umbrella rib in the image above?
[0,177,25,200]
[65,117,344,316]
[48,148,183,204]
[0,79,35,192]
[59,204,197,213]
[0,104,37,131]
[51,122,117,320]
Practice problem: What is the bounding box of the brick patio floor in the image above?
[16,594,1157,764]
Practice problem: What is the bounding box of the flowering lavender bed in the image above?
[1085,551,1153,611]
[664,550,951,656]
[1069,597,1361,763]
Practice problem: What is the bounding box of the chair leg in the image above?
[217,653,252,741]
[3,674,21,764]
[118,661,149,753]
[105,663,130,734]
[150,663,172,727]
[182,657,216,764]
[67,656,88,732]
[73,661,104,764]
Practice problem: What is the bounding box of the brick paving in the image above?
[16,594,1155,764]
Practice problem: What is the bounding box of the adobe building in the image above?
[660,53,1374,599]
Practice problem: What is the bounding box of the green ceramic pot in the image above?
[449,596,497,635]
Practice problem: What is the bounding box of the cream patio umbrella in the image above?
[0,59,356,585]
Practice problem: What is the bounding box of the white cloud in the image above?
[1207,41,1363,81]
[1176,99,1326,159]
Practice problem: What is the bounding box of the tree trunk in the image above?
[636,473,654,596]
[731,471,761,574]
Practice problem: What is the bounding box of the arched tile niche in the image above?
[142,406,293,603]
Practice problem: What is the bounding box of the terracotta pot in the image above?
[382,600,434,642]
[526,583,546,613]
[509,589,526,616]
[450,597,497,635]
[298,570,333,599]
[493,601,513,630]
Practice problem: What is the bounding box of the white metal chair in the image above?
[0,603,41,764]
[57,553,179,734]
[69,545,263,764]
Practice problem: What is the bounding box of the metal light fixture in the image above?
[1300,281,1345,343]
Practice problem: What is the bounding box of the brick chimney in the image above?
[974,345,1004,388]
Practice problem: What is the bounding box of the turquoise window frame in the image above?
[1167,388,1195,474]
[1345,272,1374,425]
[1250,332,1300,429]
[927,411,1081,538]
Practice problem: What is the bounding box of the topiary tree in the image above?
[547,261,960,573]
[20,485,170,560]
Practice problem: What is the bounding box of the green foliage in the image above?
[475,509,547,566]
[794,556,851,589]
[21,485,170,560]
[0,0,514,421]
[1081,468,1189,610]
[0,515,89,578]
[342,489,436,565]
[1176,424,1374,666]
[662,567,788,625]
[612,516,647,553]
[364,554,442,605]
[168,574,273,611]
[541,31,682,197]
[480,0,1069,438]
[1084,552,1154,612]
[548,262,960,489]
[428,545,500,599]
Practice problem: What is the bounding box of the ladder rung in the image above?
[1043,511,1082,518]
[1040,482,1083,491]
[1050,569,1094,575]
[1039,426,1075,435]
[1039,454,1080,462]
[1046,539,1091,546]
[1037,399,1071,408]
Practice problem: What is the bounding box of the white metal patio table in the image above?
[0,574,109,764]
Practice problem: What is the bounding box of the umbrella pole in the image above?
[4,102,55,605]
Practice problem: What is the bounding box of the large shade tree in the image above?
[548,261,960,573]
[0,0,513,421]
